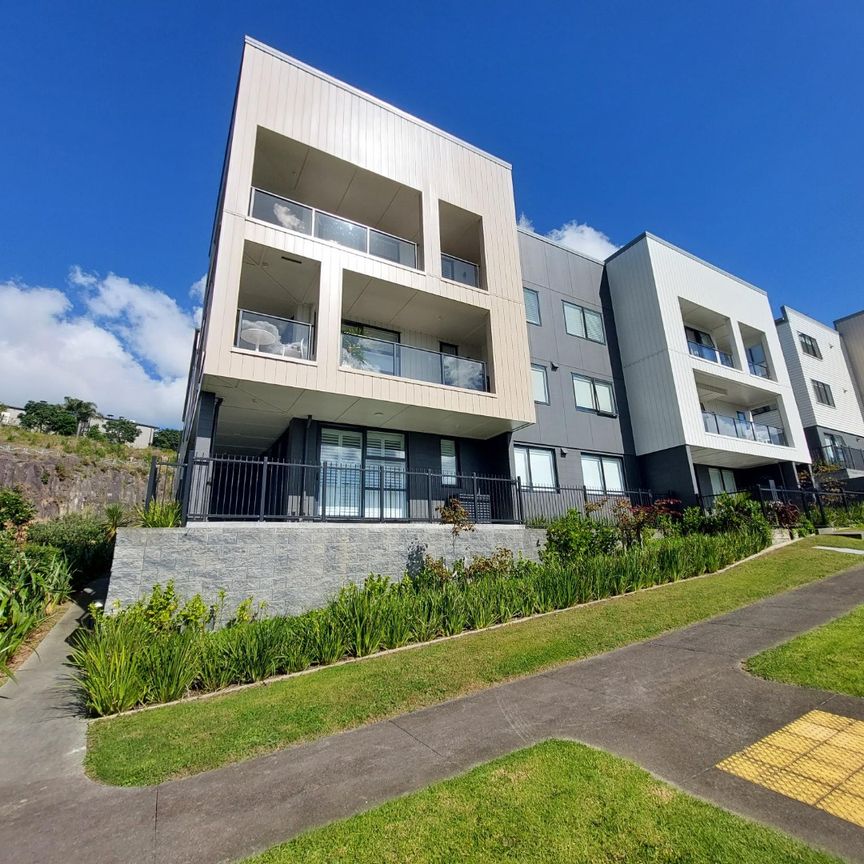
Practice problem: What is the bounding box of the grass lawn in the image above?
[241,740,839,864]
[747,601,864,698]
[86,536,864,786]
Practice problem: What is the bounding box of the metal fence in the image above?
[754,485,864,526]
[144,455,657,526]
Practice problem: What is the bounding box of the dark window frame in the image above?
[523,287,542,325]
[812,379,835,407]
[530,363,550,404]
[563,300,606,344]
[514,444,559,491]
[579,452,627,494]
[799,332,822,359]
[572,373,617,416]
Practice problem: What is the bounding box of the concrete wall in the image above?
[107,523,546,616]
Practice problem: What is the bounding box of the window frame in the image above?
[514,444,558,491]
[563,300,606,344]
[572,373,617,416]
[523,287,542,326]
[580,453,626,494]
[799,332,822,359]
[812,379,835,407]
[440,438,458,486]
[530,363,549,404]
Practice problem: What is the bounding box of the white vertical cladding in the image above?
[204,37,534,429]
[607,235,810,465]
[777,307,864,437]
[605,238,685,455]
[835,311,864,416]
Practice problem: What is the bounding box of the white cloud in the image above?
[189,273,206,302]
[519,213,620,261]
[0,272,202,428]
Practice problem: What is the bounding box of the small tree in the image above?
[152,428,181,451]
[102,417,141,445]
[62,396,98,435]
[19,400,77,435]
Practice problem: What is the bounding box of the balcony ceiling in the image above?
[205,376,515,454]
[253,127,422,242]
[342,271,488,347]
[694,369,779,409]
[690,446,794,470]
[679,297,728,333]
[240,242,320,316]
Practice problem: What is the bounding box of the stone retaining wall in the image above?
[107,523,546,615]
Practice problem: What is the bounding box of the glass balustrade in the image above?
[441,253,480,288]
[702,411,787,446]
[341,332,487,391]
[235,310,312,359]
[687,340,734,367]
[249,188,418,269]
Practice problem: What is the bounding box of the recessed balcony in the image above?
[236,309,312,359]
[702,410,787,446]
[687,340,734,367]
[341,332,487,391]
[250,188,418,269]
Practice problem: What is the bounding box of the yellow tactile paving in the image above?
[717,710,864,829]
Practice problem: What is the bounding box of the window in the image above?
[581,454,625,493]
[563,301,605,343]
[708,467,737,496]
[685,326,715,348]
[514,445,557,490]
[440,439,457,485]
[523,287,541,325]
[572,374,616,415]
[439,342,458,356]
[799,333,822,359]
[812,380,835,407]
[746,343,769,377]
[530,364,549,404]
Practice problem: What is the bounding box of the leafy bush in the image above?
[152,428,181,451]
[27,511,114,584]
[543,509,619,561]
[136,500,182,528]
[0,487,36,531]
[0,533,72,673]
[71,523,772,717]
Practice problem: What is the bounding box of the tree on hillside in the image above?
[152,428,181,452]
[102,417,141,445]
[62,397,98,435]
[19,401,78,435]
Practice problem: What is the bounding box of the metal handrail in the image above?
[687,340,734,367]
[441,252,480,287]
[812,444,864,472]
[235,309,313,359]
[702,410,787,446]
[340,331,488,391]
[249,187,418,268]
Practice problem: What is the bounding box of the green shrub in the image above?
[70,528,772,717]
[543,509,619,561]
[27,511,114,584]
[0,487,36,530]
[136,500,182,528]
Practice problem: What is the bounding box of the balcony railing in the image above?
[702,410,787,446]
[812,444,864,472]
[687,340,734,367]
[441,253,480,288]
[235,309,312,359]
[341,332,488,391]
[249,188,418,269]
[748,360,770,378]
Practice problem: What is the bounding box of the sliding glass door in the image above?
[319,427,407,519]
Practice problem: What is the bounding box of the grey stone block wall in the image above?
[107,523,547,616]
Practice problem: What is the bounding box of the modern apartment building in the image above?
[513,229,642,511]
[181,37,830,521]
[604,234,809,502]
[776,306,864,483]
[182,38,535,521]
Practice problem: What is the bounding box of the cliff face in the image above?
[0,443,150,518]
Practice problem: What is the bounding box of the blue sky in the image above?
[1,1,862,425]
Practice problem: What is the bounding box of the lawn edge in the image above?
[90,537,803,724]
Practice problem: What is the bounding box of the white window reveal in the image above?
[531,364,549,404]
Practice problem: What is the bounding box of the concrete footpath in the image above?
[1,559,863,864]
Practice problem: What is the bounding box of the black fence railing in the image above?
[752,486,864,527]
[812,445,864,473]
[144,455,656,526]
